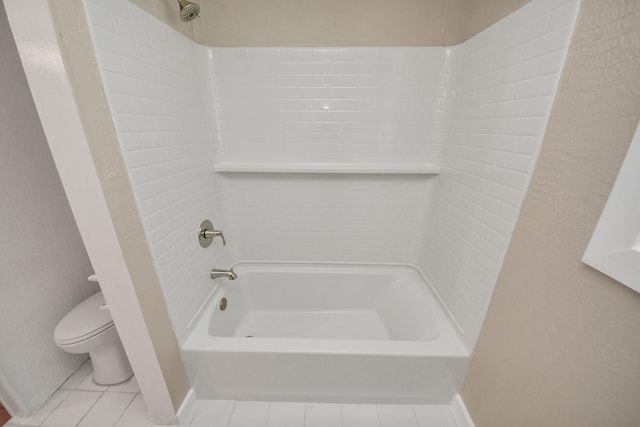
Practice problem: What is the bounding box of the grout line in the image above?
[73,391,104,427]
[102,390,139,394]
[60,360,92,391]
[225,402,237,427]
[112,392,137,427]
[38,391,71,426]
[411,406,420,427]
[303,404,307,427]
[264,404,272,427]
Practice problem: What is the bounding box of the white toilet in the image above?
[54,278,132,385]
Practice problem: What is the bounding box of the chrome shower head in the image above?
[178,0,200,22]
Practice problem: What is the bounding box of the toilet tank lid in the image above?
[54,292,114,343]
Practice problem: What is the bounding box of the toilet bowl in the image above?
[54,291,132,385]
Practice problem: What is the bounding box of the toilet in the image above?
[54,277,132,385]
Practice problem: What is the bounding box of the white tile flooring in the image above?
[7,360,462,427]
[189,400,460,427]
[8,359,151,427]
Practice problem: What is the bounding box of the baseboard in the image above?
[175,389,197,426]
[451,394,476,427]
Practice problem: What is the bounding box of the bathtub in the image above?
[180,263,469,404]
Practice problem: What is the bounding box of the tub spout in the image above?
[210,268,237,280]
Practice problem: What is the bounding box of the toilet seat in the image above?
[54,292,114,345]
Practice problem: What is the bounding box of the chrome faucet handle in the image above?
[203,228,226,245]
[198,219,226,247]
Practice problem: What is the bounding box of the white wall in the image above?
[0,1,96,415]
[419,0,580,349]
[84,0,231,339]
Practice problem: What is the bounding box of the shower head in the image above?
[178,0,200,22]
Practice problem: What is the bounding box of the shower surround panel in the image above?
[84,0,461,339]
[206,47,460,166]
[84,0,230,338]
[420,0,580,349]
[84,0,580,352]
[213,174,437,264]
[202,46,461,265]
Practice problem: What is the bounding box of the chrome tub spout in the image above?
[210,268,237,280]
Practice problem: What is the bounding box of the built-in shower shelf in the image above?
[214,162,440,175]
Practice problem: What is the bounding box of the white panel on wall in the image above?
[207,47,459,167]
[84,0,231,339]
[419,0,580,350]
[85,0,460,338]
[217,174,438,264]
[0,1,96,415]
[202,46,461,265]
[84,0,579,352]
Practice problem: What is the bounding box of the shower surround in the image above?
[83,0,579,403]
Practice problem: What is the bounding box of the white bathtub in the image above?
[181,263,469,404]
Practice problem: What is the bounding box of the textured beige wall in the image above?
[131,0,530,46]
[462,1,640,426]
[48,0,190,412]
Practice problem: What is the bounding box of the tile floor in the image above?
[6,360,462,427]
[7,360,151,427]
[189,400,460,427]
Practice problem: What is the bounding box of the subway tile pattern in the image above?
[83,0,452,335]
[84,0,578,351]
[84,0,230,338]
[204,46,459,265]
[207,47,459,166]
[419,0,580,349]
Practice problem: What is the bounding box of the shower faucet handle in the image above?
[198,219,226,247]
[203,229,226,245]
